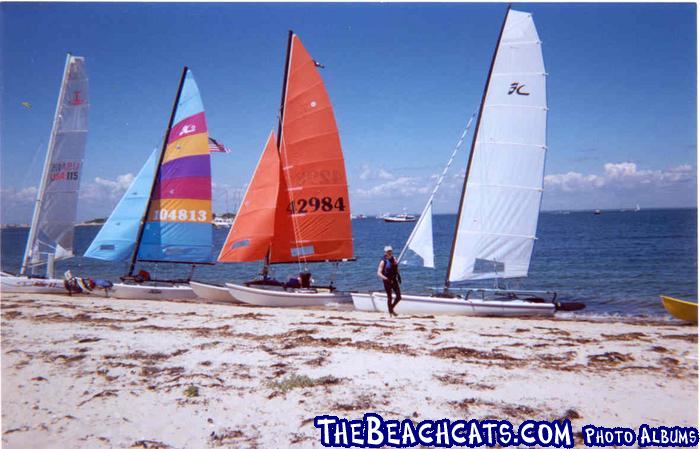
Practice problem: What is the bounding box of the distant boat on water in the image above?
[635,204,641,212]
[212,216,234,228]
[594,209,602,215]
[384,213,417,223]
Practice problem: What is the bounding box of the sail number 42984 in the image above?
[153,209,208,222]
[287,197,346,214]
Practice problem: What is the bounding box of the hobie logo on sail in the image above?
[179,124,197,136]
[508,82,530,96]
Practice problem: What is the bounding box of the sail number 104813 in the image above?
[152,209,208,222]
[287,197,346,214]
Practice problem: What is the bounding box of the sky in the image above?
[0,2,697,224]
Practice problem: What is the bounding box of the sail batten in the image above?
[448,9,547,283]
[21,55,89,274]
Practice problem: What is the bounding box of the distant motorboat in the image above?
[384,214,417,223]
[594,209,602,215]
[213,216,234,228]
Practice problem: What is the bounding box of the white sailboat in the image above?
[2,54,88,294]
[353,8,579,317]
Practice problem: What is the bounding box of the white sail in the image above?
[449,10,546,282]
[401,203,435,268]
[21,55,88,274]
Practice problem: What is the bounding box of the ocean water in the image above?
[1,208,696,316]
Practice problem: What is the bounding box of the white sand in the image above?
[1,293,697,448]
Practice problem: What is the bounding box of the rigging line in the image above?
[397,107,478,263]
[279,130,305,273]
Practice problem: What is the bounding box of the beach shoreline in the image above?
[1,293,697,448]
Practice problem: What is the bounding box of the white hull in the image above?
[352,292,556,317]
[110,282,197,301]
[384,217,416,223]
[226,283,351,308]
[1,273,66,294]
[189,281,241,303]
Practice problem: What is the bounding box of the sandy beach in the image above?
[1,293,697,448]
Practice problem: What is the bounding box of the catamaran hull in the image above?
[1,273,67,294]
[226,283,351,308]
[110,283,198,301]
[351,292,556,317]
[189,281,241,303]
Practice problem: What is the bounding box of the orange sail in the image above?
[270,34,354,263]
[218,132,281,262]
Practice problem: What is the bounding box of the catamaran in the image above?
[84,67,214,300]
[2,54,88,294]
[352,8,581,317]
[192,31,354,307]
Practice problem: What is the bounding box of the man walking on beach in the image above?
[377,246,401,316]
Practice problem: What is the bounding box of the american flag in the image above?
[208,137,231,154]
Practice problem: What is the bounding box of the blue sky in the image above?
[1,2,696,223]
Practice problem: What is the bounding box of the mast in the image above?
[21,53,72,276]
[444,5,511,292]
[263,29,294,273]
[127,66,189,277]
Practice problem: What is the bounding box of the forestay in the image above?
[398,111,477,270]
[22,55,89,273]
[84,149,158,261]
[449,9,547,282]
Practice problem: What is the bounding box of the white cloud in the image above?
[80,173,135,202]
[545,162,695,192]
[357,164,395,181]
[1,186,38,204]
[354,175,431,199]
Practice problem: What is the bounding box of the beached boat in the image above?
[84,68,215,300]
[352,292,556,317]
[384,214,417,223]
[1,54,88,295]
[353,7,581,317]
[661,296,698,323]
[189,281,240,303]
[226,283,350,307]
[216,31,354,307]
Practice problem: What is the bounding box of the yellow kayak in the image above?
[661,296,698,323]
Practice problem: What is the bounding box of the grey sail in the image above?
[21,55,89,275]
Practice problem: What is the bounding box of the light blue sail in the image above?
[83,149,158,261]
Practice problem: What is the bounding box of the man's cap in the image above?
[384,246,393,252]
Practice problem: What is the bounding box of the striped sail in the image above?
[137,69,213,263]
[84,149,158,261]
[448,9,547,282]
[22,55,88,273]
